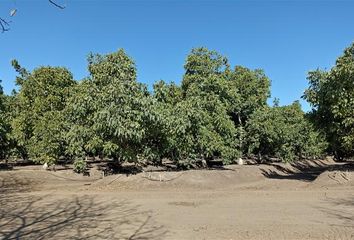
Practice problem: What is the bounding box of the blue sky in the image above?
[1,0,354,111]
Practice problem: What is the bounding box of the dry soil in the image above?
[0,159,353,240]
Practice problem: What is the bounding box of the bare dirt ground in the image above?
[0,159,353,240]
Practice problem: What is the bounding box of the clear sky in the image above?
[1,0,354,111]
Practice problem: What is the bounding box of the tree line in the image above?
[0,43,353,168]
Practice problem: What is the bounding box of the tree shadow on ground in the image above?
[0,186,167,239]
[0,163,13,171]
[0,173,36,194]
[99,160,235,177]
[317,196,354,228]
[260,160,354,182]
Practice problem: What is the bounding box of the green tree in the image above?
[11,61,76,163]
[66,49,159,164]
[0,81,12,160]
[303,42,354,158]
[228,66,271,153]
[152,48,272,165]
[246,101,326,162]
[153,48,240,165]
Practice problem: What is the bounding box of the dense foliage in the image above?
[10,61,76,163]
[152,48,270,165]
[304,43,354,159]
[3,43,353,166]
[65,50,162,165]
[246,101,326,162]
[0,81,11,160]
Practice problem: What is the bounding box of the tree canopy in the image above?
[0,81,12,159]
[246,101,326,162]
[10,61,76,163]
[304,42,354,158]
[66,50,159,164]
[3,44,353,166]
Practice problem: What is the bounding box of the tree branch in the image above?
[48,0,66,9]
[1,1,65,33]
[0,18,10,33]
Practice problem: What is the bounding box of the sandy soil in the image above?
[0,159,353,240]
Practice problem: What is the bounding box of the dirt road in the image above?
[0,160,353,239]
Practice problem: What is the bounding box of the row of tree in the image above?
[0,43,353,166]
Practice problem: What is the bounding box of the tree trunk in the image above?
[238,113,243,156]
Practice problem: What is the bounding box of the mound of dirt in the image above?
[89,165,266,191]
[312,170,354,187]
[3,159,352,193]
